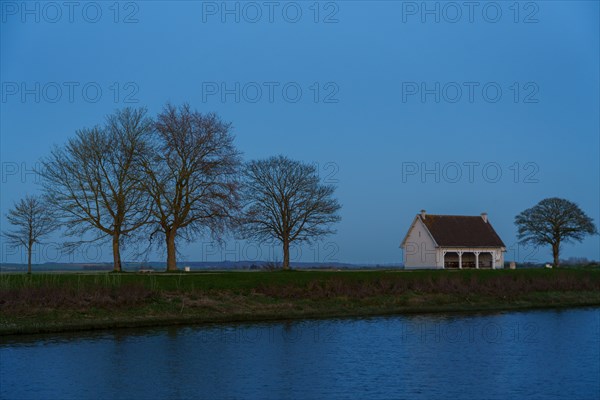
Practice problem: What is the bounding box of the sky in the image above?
[1,1,599,266]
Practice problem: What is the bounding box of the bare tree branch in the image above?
[2,195,57,273]
[139,103,242,271]
[40,107,154,272]
[515,197,598,266]
[238,155,341,270]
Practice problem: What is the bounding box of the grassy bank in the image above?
[1,268,599,335]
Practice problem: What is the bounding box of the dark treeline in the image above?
[2,105,342,272]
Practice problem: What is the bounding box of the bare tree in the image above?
[239,155,341,270]
[3,195,57,274]
[140,104,241,271]
[41,107,153,272]
[515,197,597,267]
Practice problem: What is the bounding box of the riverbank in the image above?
[1,268,599,335]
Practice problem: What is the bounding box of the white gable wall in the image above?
[403,218,441,269]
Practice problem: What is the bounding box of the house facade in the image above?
[400,210,506,269]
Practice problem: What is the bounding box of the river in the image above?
[1,307,598,399]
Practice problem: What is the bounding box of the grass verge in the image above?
[1,268,599,335]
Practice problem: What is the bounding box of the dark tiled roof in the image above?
[420,215,505,247]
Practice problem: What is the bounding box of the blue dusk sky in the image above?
[1,1,598,265]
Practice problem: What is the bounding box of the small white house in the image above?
[400,210,506,269]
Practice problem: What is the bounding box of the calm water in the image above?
[1,308,599,400]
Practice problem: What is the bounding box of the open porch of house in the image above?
[442,250,498,269]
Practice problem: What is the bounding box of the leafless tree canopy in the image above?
[3,195,56,273]
[515,197,598,266]
[35,105,340,272]
[239,155,341,269]
[140,104,241,271]
[41,107,153,271]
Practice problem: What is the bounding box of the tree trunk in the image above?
[112,233,122,272]
[27,241,32,275]
[282,239,290,270]
[166,231,178,271]
[552,243,560,267]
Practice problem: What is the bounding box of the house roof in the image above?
[418,214,505,247]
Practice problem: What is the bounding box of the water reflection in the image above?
[1,308,599,400]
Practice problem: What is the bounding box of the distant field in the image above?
[1,268,599,335]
